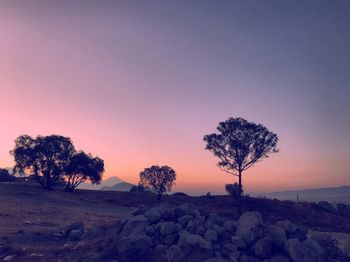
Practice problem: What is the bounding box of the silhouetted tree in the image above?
[64,151,104,192]
[204,117,278,197]
[11,135,75,189]
[0,168,16,182]
[139,165,176,201]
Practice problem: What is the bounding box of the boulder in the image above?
[120,215,149,237]
[144,207,162,224]
[178,233,212,249]
[164,235,176,245]
[239,255,260,262]
[236,212,264,245]
[160,221,176,236]
[132,205,148,216]
[204,229,218,242]
[69,229,84,241]
[284,238,324,262]
[231,236,247,249]
[252,237,273,258]
[262,255,291,262]
[223,220,236,233]
[64,221,84,236]
[117,234,153,262]
[223,243,237,252]
[264,225,287,248]
[178,215,193,227]
[275,220,298,233]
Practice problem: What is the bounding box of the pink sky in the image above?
[0,1,349,194]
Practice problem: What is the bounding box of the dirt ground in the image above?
[1,182,350,261]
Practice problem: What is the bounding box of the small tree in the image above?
[204,117,278,197]
[64,151,104,192]
[11,135,75,189]
[0,168,16,182]
[139,165,176,201]
[225,183,242,199]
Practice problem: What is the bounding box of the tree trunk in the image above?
[238,171,242,197]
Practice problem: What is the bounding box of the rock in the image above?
[264,225,287,248]
[164,235,176,245]
[223,220,236,233]
[132,205,148,216]
[186,221,197,234]
[284,238,324,262]
[145,225,156,237]
[207,213,224,226]
[239,255,260,262]
[69,229,84,241]
[2,255,16,262]
[64,221,84,236]
[174,207,185,218]
[276,220,298,233]
[337,204,350,217]
[223,243,237,252]
[160,206,174,220]
[117,234,153,262]
[262,255,291,262]
[177,215,193,227]
[212,225,224,237]
[160,221,176,235]
[178,233,212,249]
[196,225,206,236]
[288,229,308,241]
[175,223,183,232]
[179,203,198,216]
[231,236,246,249]
[317,201,337,214]
[144,207,162,224]
[204,229,218,242]
[204,258,232,262]
[252,237,273,258]
[120,215,149,237]
[236,212,264,245]
[167,245,182,262]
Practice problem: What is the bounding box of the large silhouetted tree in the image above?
[139,165,176,201]
[11,135,75,189]
[204,117,278,197]
[64,151,104,192]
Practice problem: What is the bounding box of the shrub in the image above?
[0,168,16,182]
[130,184,149,193]
[225,183,242,199]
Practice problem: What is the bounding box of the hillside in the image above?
[1,182,350,261]
[78,176,124,190]
[257,186,350,203]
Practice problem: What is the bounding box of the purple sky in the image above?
[0,1,349,194]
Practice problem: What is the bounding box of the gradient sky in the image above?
[1,1,349,195]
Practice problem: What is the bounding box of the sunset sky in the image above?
[1,1,349,195]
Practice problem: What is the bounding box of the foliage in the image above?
[11,135,75,189]
[130,183,149,193]
[64,151,104,192]
[0,168,16,182]
[11,134,104,191]
[204,117,278,197]
[139,165,176,200]
[225,183,243,199]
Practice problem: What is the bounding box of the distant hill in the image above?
[256,186,350,203]
[101,182,134,192]
[78,176,123,190]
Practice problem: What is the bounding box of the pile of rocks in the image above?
[104,203,349,262]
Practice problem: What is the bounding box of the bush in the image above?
[225,183,242,199]
[130,184,149,193]
[0,168,16,182]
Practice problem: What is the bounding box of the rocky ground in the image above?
[1,183,350,261]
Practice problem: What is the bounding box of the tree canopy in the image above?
[203,117,278,197]
[11,134,104,191]
[139,165,176,200]
[64,151,104,191]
